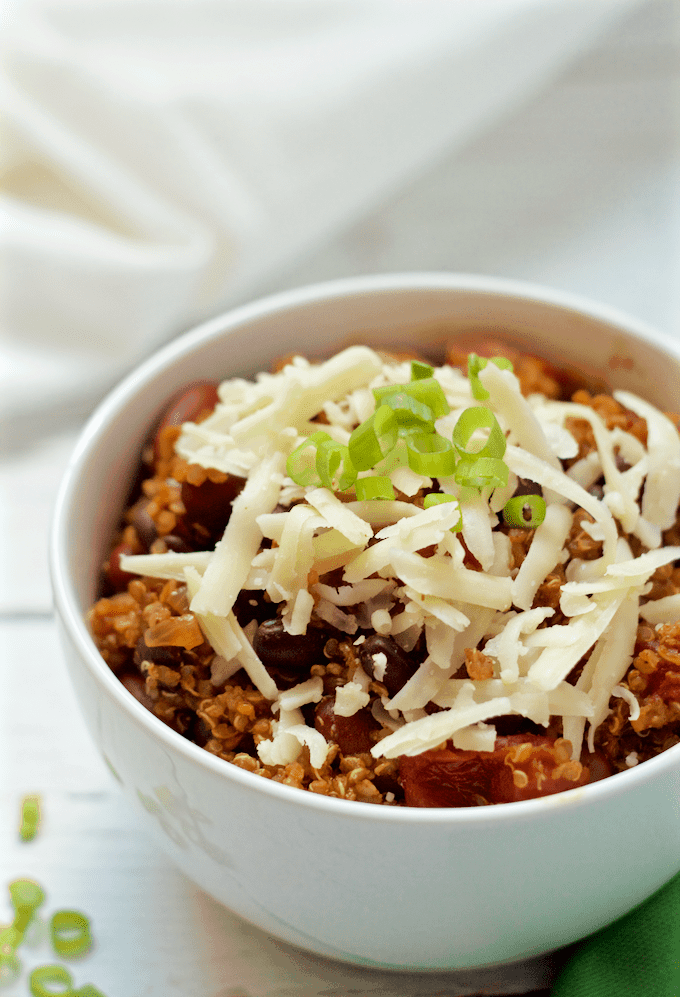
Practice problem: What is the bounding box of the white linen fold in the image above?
[1,0,639,422]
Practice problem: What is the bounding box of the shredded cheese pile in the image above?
[120,346,680,771]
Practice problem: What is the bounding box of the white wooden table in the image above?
[2,4,678,993]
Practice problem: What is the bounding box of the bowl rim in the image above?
[50,270,680,826]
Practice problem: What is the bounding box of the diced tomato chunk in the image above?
[399,734,591,808]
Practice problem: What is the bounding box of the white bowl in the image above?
[50,273,680,971]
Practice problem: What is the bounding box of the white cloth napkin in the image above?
[1,0,640,425]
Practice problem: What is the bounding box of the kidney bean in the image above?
[314,696,380,755]
[358,634,419,696]
[152,382,220,460]
[106,541,137,591]
[180,475,245,542]
[253,618,329,674]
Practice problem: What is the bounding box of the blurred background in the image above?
[1,1,679,994]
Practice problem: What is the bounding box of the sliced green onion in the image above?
[74,986,108,997]
[503,494,547,528]
[0,923,22,955]
[452,407,507,460]
[10,879,44,938]
[315,439,357,492]
[19,794,41,842]
[0,951,21,987]
[285,431,330,486]
[410,360,434,381]
[29,964,73,997]
[354,475,395,501]
[423,493,456,508]
[467,353,514,400]
[454,457,509,490]
[9,879,45,917]
[380,391,434,430]
[373,377,450,418]
[348,405,398,471]
[51,910,92,959]
[406,432,457,477]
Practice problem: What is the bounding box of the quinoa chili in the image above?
[88,341,680,807]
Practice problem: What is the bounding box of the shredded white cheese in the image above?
[120,344,680,779]
[190,451,286,618]
[511,503,572,611]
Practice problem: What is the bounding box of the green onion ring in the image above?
[502,494,547,528]
[0,924,22,956]
[19,795,41,842]
[380,391,434,430]
[9,879,45,934]
[0,951,21,986]
[354,475,395,501]
[406,432,457,477]
[410,360,434,381]
[467,353,513,400]
[348,405,398,471]
[285,430,331,487]
[73,986,107,997]
[454,456,509,490]
[50,910,92,959]
[373,377,450,418]
[315,439,356,492]
[452,407,507,460]
[423,493,456,508]
[29,964,73,997]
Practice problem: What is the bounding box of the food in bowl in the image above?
[88,338,680,808]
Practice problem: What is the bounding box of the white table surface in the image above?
[2,3,679,994]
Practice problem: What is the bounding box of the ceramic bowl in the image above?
[50,273,680,971]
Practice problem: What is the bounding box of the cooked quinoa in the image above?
[88,341,680,806]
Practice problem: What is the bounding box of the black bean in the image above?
[314,696,379,755]
[358,634,419,697]
[133,637,182,671]
[119,672,156,713]
[172,709,195,736]
[233,590,274,628]
[487,715,543,737]
[588,477,605,500]
[162,533,194,553]
[253,618,329,675]
[513,477,543,498]
[191,715,213,747]
[130,498,157,550]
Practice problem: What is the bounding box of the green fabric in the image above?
[551,871,680,997]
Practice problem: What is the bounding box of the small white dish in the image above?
[50,273,680,971]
